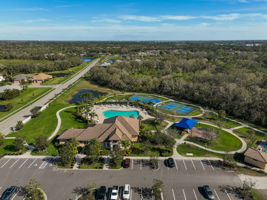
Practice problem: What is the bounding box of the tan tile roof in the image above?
[32,73,52,81]
[244,148,267,163]
[58,116,139,142]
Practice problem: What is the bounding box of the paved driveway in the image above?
[0,59,99,135]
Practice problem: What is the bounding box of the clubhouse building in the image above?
[58,116,139,150]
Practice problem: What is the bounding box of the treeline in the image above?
[88,43,267,127]
[0,57,82,75]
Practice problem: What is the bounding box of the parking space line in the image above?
[225,190,232,200]
[0,158,11,168]
[28,159,37,168]
[39,159,51,169]
[175,160,178,171]
[19,158,29,168]
[214,189,221,200]
[161,191,164,200]
[193,189,198,200]
[208,160,214,171]
[182,160,187,171]
[172,188,176,200]
[191,160,196,170]
[200,160,205,170]
[131,160,133,169]
[9,159,20,168]
[140,160,142,170]
[182,189,187,200]
[10,191,18,200]
[0,187,2,191]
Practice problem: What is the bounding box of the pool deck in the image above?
[92,104,153,124]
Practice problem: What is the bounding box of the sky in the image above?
[0,0,267,40]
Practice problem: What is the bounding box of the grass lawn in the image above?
[80,157,104,169]
[0,139,26,155]
[186,123,243,152]
[0,88,51,120]
[252,189,267,200]
[31,143,59,156]
[233,127,266,148]
[43,63,88,85]
[141,119,168,132]
[177,143,223,158]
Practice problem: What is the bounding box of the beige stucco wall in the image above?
[245,156,267,171]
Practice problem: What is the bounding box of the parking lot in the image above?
[0,157,242,200]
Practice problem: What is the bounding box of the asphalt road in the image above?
[0,157,243,200]
[0,59,99,135]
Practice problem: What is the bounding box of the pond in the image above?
[0,105,6,112]
[70,89,104,103]
[81,57,92,62]
[50,73,69,77]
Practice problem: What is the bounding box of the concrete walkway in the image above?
[48,105,76,141]
[0,59,100,135]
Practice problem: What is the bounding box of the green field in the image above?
[187,123,243,152]
[177,143,223,158]
[234,127,266,148]
[0,88,51,120]
[0,139,26,155]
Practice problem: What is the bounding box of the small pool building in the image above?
[173,118,198,134]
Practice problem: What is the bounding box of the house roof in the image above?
[13,74,33,81]
[32,73,52,81]
[58,116,139,142]
[244,148,267,163]
[174,118,198,130]
[0,85,23,93]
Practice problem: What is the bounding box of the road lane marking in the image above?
[214,189,221,200]
[225,190,232,200]
[208,160,214,171]
[182,160,187,171]
[191,160,196,170]
[0,158,11,168]
[175,160,178,171]
[182,189,187,200]
[19,158,29,168]
[9,159,20,168]
[172,188,176,200]
[193,189,198,200]
[200,160,205,170]
[28,159,37,168]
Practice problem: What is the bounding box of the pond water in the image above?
[0,105,6,112]
[51,73,69,77]
[81,57,92,62]
[70,89,104,103]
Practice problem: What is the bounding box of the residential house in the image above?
[13,74,33,85]
[244,148,267,171]
[58,116,139,150]
[31,73,52,85]
[0,74,5,82]
[0,85,23,93]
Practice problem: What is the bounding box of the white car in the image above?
[110,186,119,200]
[122,184,131,200]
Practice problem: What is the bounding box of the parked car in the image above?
[123,159,131,168]
[96,186,106,200]
[166,158,175,168]
[202,185,215,200]
[122,184,131,200]
[110,186,119,200]
[0,186,18,200]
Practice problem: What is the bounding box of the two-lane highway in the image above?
[0,59,99,135]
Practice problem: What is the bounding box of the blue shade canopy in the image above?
[174,118,198,130]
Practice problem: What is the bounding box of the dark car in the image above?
[0,186,18,200]
[96,186,106,200]
[123,158,131,168]
[166,158,175,168]
[202,185,215,200]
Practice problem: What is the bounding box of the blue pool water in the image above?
[81,57,92,62]
[103,110,139,118]
[264,150,267,153]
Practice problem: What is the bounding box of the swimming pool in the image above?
[103,110,139,118]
